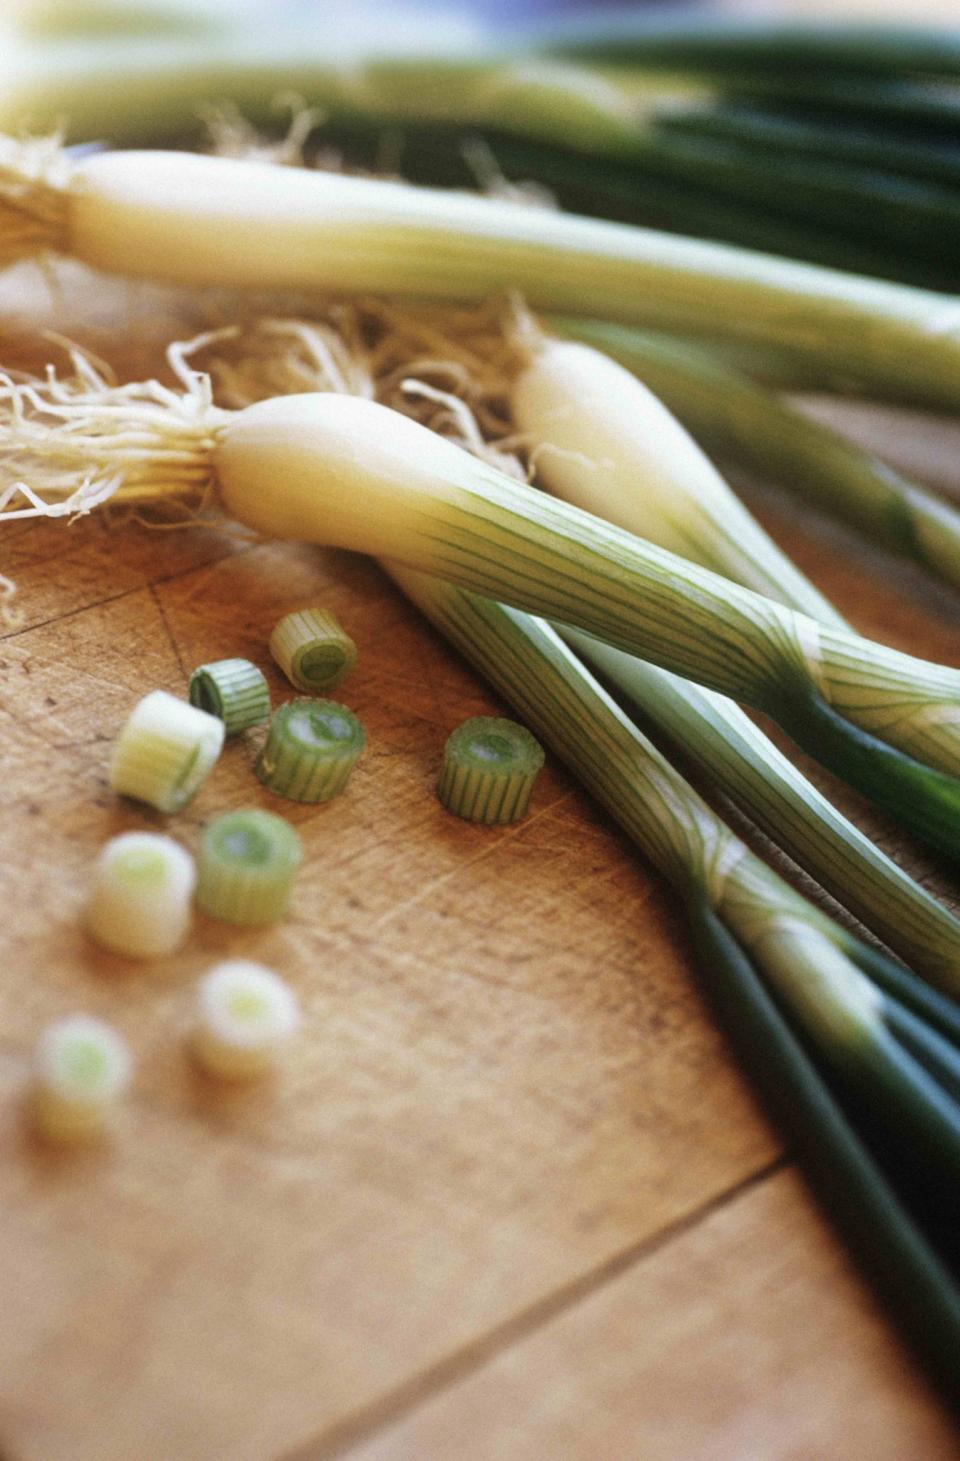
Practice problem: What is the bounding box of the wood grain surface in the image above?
[3,151,960,1461]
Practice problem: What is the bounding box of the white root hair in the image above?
[0,338,229,523]
[0,293,544,623]
[192,298,533,480]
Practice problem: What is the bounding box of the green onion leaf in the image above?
[269,607,357,694]
[687,896,960,1408]
[196,809,302,925]
[188,657,270,735]
[437,715,545,823]
[256,698,365,803]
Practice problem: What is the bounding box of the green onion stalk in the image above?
[9,139,960,411]
[352,122,960,294]
[7,16,960,151]
[502,332,960,856]
[12,0,241,42]
[339,118,960,290]
[710,76,960,138]
[390,561,960,1098]
[560,632,960,1001]
[654,102,960,192]
[189,305,960,1007]
[560,128,960,278]
[391,561,960,1402]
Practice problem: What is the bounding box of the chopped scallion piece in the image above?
[31,1015,132,1142]
[256,698,365,803]
[269,607,357,694]
[437,715,545,823]
[195,809,301,925]
[191,960,300,1080]
[109,689,224,813]
[85,830,195,960]
[188,657,270,734]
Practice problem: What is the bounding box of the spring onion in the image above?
[109,688,224,813]
[555,319,960,592]
[9,371,960,856]
[392,566,960,1193]
[188,656,270,735]
[85,830,195,960]
[269,607,357,694]
[512,336,845,622]
[8,141,960,409]
[31,1014,132,1142]
[256,697,365,804]
[191,960,300,1080]
[437,715,544,823]
[196,808,301,925]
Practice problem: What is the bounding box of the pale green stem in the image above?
[389,562,892,1060]
[562,630,960,993]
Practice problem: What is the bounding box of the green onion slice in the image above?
[196,809,302,925]
[85,830,195,960]
[188,657,270,735]
[192,960,300,1080]
[256,697,365,803]
[109,689,225,813]
[270,608,358,694]
[437,715,545,824]
[32,1014,132,1142]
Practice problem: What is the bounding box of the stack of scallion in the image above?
[5,7,960,288]
[5,0,960,1409]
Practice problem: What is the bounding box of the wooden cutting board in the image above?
[2,255,960,1461]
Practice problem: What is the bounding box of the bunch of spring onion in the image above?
[390,562,960,1406]
[7,137,960,412]
[179,311,960,991]
[8,325,960,863]
[5,9,960,285]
